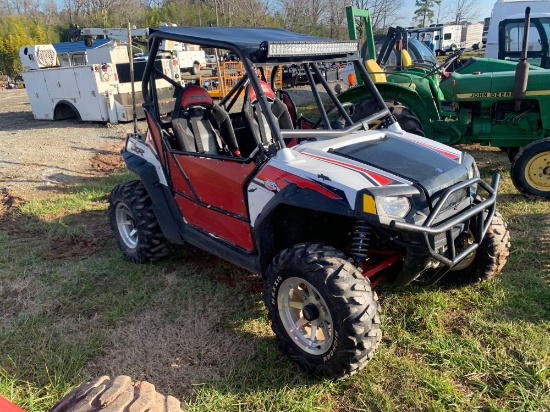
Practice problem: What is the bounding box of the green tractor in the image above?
[343,6,550,199]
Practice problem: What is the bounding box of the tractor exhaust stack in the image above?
[513,7,531,111]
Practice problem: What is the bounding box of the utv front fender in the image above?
[123,151,184,245]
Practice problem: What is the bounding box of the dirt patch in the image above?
[41,233,98,260]
[85,297,259,398]
[0,188,25,217]
[90,149,126,173]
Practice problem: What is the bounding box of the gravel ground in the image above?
[0,85,338,201]
[0,89,144,198]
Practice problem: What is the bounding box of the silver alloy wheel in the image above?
[115,203,138,249]
[277,277,334,355]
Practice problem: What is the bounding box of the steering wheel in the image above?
[422,49,463,78]
[312,101,354,129]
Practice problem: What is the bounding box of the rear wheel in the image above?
[445,211,510,284]
[108,180,171,263]
[511,138,550,199]
[50,375,181,412]
[264,243,381,379]
[352,100,425,136]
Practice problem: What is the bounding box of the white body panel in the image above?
[485,0,550,58]
[247,130,463,227]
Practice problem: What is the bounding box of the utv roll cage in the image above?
[140,26,394,148]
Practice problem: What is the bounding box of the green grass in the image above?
[0,152,549,411]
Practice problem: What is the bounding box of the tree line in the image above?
[0,0,479,76]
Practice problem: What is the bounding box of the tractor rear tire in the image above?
[50,375,182,412]
[390,103,425,136]
[351,100,425,136]
[264,243,382,379]
[445,211,510,284]
[108,180,171,263]
[511,138,550,199]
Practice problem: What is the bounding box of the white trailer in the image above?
[19,30,183,124]
[409,22,484,54]
[484,0,550,68]
[461,22,484,49]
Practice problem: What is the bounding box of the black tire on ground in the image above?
[351,100,425,136]
[50,375,182,412]
[108,180,171,263]
[264,243,382,379]
[444,211,510,284]
[510,138,550,199]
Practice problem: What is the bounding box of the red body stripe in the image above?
[403,138,460,160]
[302,153,393,186]
[257,165,341,199]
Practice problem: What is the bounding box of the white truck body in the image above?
[163,40,206,74]
[408,23,483,53]
[20,35,182,123]
[485,0,550,68]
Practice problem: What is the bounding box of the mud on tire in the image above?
[108,180,170,263]
[445,211,510,284]
[264,243,382,379]
[50,375,181,412]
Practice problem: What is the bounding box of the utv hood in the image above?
[301,133,468,196]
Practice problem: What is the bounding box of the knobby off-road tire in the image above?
[50,375,182,412]
[390,103,425,136]
[264,243,382,379]
[351,100,425,136]
[108,180,170,263]
[446,211,510,284]
[510,138,550,199]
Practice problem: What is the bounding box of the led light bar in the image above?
[267,41,359,58]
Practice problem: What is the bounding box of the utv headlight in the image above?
[379,196,411,218]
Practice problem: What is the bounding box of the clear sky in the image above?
[397,0,497,26]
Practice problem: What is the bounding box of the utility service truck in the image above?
[19,27,183,124]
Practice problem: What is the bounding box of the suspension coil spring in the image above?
[350,220,371,265]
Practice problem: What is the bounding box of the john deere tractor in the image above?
[344,6,550,199]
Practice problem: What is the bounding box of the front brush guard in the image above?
[390,174,500,284]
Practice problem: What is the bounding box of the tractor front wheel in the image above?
[264,243,381,379]
[108,180,171,263]
[511,138,550,199]
[445,211,510,284]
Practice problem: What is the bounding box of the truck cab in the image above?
[485,0,550,68]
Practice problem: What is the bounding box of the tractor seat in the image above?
[364,59,387,83]
[172,85,240,156]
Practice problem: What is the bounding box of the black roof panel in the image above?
[149,26,358,63]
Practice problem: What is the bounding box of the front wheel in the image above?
[108,180,171,263]
[445,211,510,284]
[264,243,381,379]
[511,138,550,199]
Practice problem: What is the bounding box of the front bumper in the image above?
[391,174,500,284]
